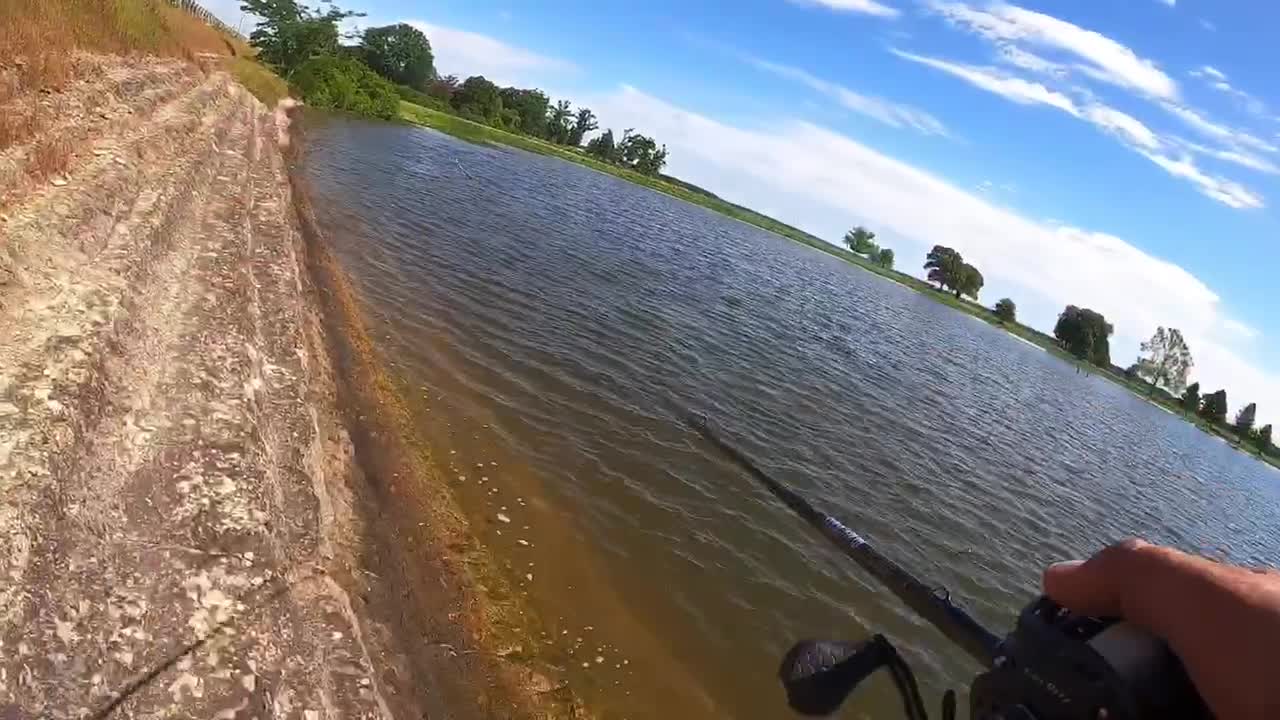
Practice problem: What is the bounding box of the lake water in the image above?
[297,113,1280,719]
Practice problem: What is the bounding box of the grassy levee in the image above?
[400,100,1280,471]
[228,56,290,106]
[0,0,284,109]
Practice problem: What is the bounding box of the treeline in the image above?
[843,227,895,269]
[239,2,670,175]
[414,77,670,176]
[847,226,1276,459]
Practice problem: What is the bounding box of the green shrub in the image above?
[293,56,399,120]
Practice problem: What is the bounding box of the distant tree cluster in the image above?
[585,128,669,175]
[1054,305,1113,366]
[924,246,983,301]
[842,227,894,268]
[993,298,1016,323]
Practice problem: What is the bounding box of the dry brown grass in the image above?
[0,108,40,153]
[30,138,73,182]
[0,0,240,95]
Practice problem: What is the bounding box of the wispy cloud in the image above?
[1139,151,1264,208]
[926,1,1179,100]
[996,45,1068,77]
[1175,139,1280,175]
[587,85,1278,418]
[892,47,1264,208]
[1084,104,1159,150]
[1156,0,1175,7]
[911,2,1273,207]
[892,49,1079,115]
[1189,66,1272,120]
[406,21,576,86]
[1161,103,1277,153]
[748,57,948,135]
[787,0,901,18]
[1192,65,1227,82]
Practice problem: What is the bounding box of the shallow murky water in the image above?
[299,113,1280,719]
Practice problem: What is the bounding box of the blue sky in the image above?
[209,0,1280,420]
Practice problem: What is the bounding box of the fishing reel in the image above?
[778,596,1209,720]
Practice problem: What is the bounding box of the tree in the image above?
[451,75,502,122]
[568,107,598,146]
[361,23,434,89]
[1054,305,1113,367]
[955,263,983,300]
[499,87,550,137]
[241,0,361,77]
[585,127,668,174]
[924,245,964,293]
[1235,402,1257,435]
[844,227,878,255]
[546,99,573,144]
[586,128,617,163]
[1199,388,1228,424]
[617,129,668,175]
[498,107,522,131]
[1181,382,1200,416]
[1134,327,1193,396]
[427,74,459,102]
[994,298,1016,323]
[875,247,894,269]
[1257,424,1274,455]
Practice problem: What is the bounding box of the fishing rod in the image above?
[686,414,1209,720]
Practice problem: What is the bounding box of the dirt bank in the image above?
[0,56,574,719]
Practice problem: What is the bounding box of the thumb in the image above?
[1042,539,1160,619]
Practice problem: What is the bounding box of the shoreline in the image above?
[285,116,587,719]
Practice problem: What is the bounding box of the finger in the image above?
[1043,539,1208,637]
[1044,558,1124,617]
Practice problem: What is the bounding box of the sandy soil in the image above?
[0,57,573,719]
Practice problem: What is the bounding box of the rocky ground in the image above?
[0,57,404,719]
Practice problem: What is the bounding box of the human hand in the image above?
[1044,538,1280,720]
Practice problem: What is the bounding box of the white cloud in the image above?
[1189,67,1272,120]
[586,85,1278,418]
[892,49,1080,115]
[748,58,949,135]
[1198,18,1217,32]
[1084,104,1159,150]
[928,1,1179,100]
[900,6,1270,205]
[1192,65,1228,81]
[997,46,1068,77]
[406,21,576,86]
[892,50,1265,206]
[1162,103,1278,154]
[1157,0,1175,6]
[1176,139,1280,175]
[788,0,901,18]
[1139,151,1265,208]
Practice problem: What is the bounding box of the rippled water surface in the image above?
[299,114,1280,719]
